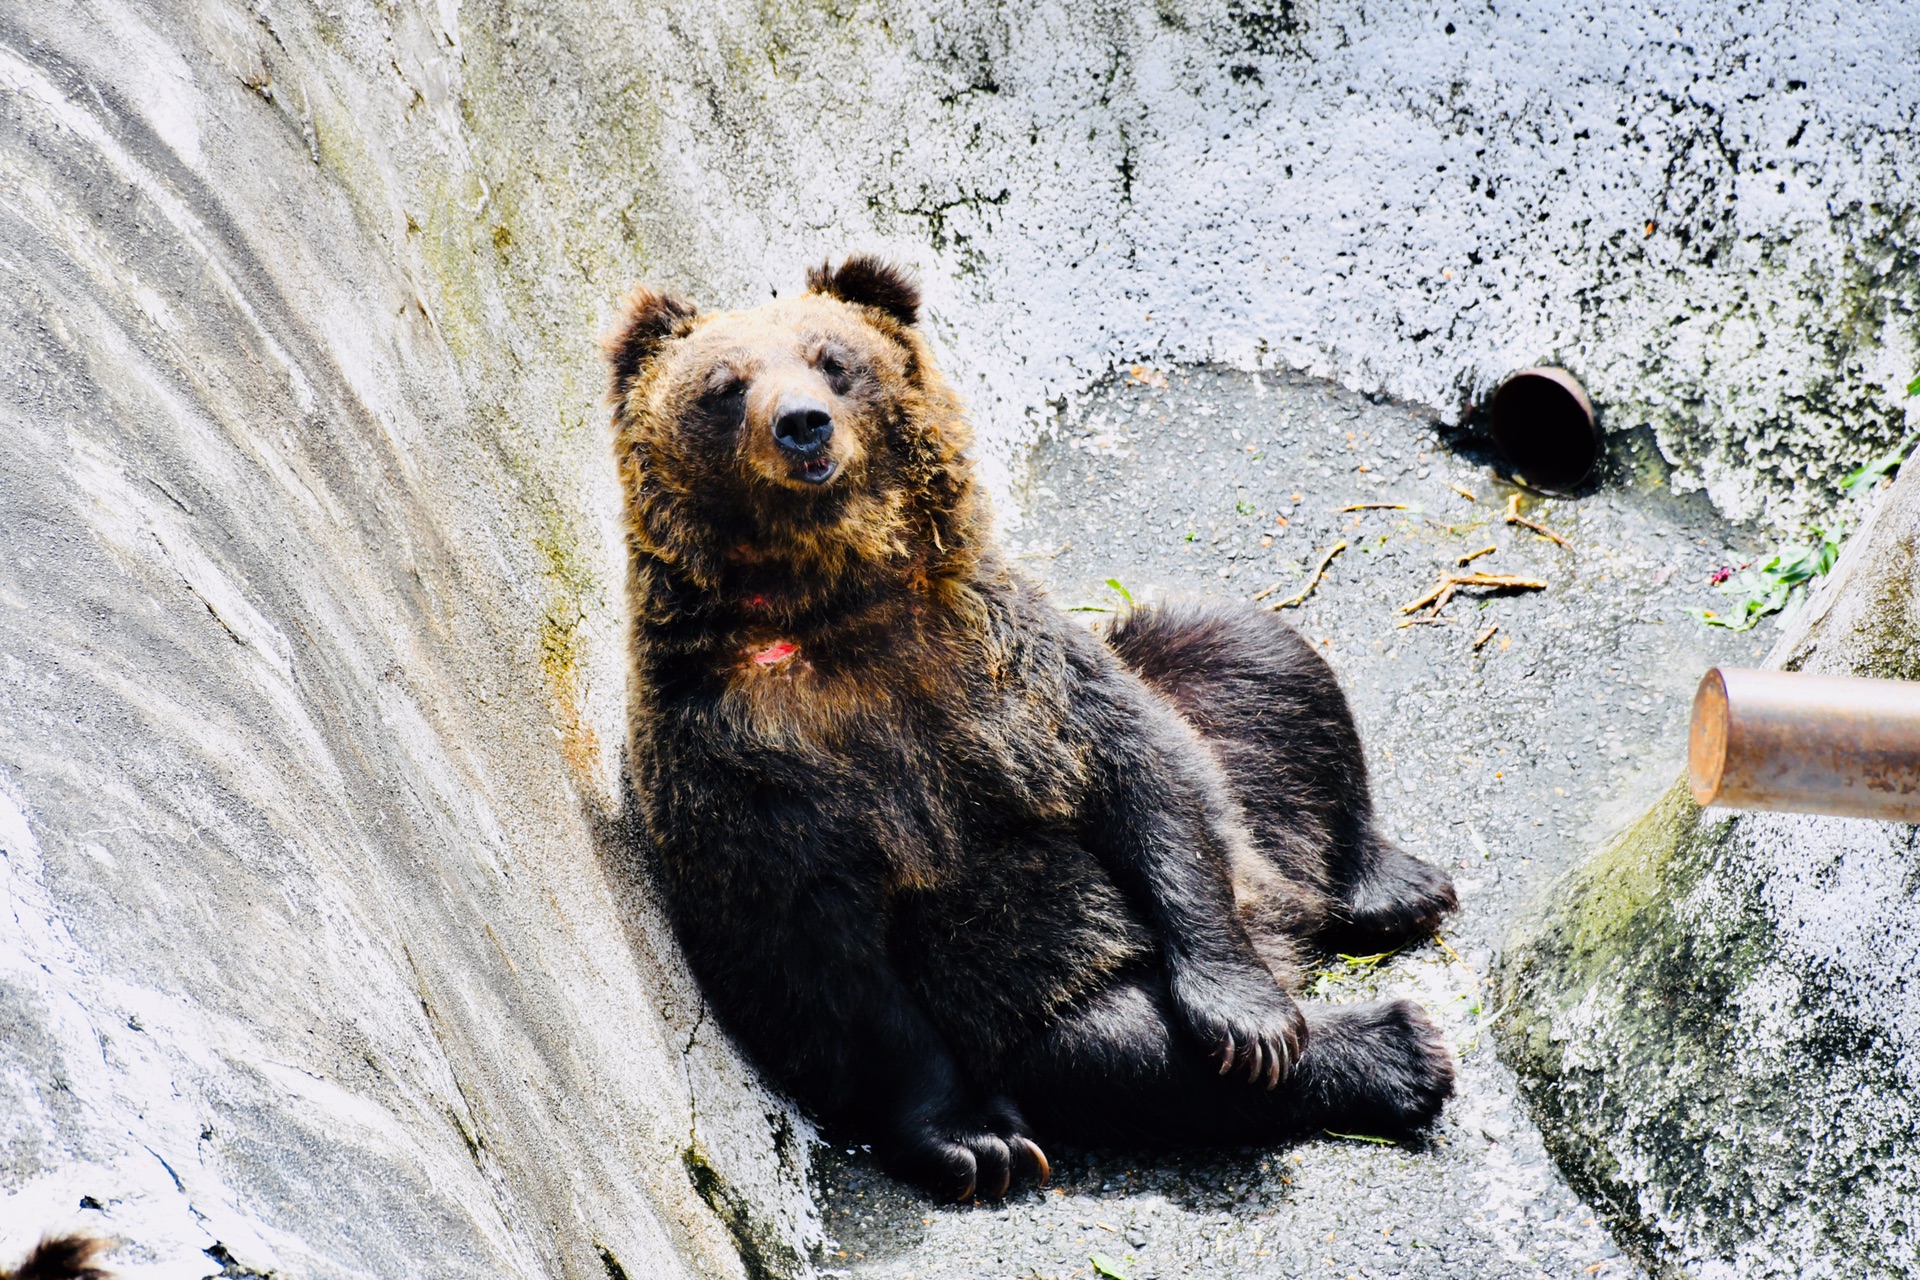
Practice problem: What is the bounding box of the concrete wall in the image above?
[0,2,819,1275]
[566,0,1920,527]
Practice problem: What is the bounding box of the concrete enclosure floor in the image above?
[813,365,1773,1279]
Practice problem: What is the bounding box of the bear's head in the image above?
[606,256,983,619]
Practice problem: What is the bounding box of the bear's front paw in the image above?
[1170,962,1307,1089]
[884,1096,1050,1202]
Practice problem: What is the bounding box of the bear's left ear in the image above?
[604,287,699,402]
[806,255,920,328]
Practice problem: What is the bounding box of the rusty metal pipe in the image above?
[1689,667,1920,821]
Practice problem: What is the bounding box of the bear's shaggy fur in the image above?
[608,257,1457,1200]
[0,1235,113,1280]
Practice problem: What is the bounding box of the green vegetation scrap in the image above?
[1065,578,1134,613]
[1692,379,1916,631]
[1690,528,1842,632]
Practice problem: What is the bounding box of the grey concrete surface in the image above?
[0,4,818,1274]
[815,364,1771,1279]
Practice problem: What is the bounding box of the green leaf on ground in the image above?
[1448,990,1486,1018]
[1089,1252,1132,1280]
[1104,578,1135,605]
[1323,1129,1397,1145]
[1841,435,1916,498]
[1691,526,1841,631]
[1691,409,1915,633]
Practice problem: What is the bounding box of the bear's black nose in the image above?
[772,397,834,458]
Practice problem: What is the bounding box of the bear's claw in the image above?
[888,1096,1049,1202]
[1173,962,1308,1090]
[1011,1135,1051,1186]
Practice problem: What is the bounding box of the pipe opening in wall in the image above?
[1488,368,1599,492]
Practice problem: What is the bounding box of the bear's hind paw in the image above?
[1325,839,1459,953]
[1306,998,1455,1136]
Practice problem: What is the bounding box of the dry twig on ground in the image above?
[1505,493,1571,547]
[1473,623,1499,649]
[1399,571,1547,618]
[1456,544,1497,566]
[1340,502,1408,512]
[1269,541,1347,610]
[1447,482,1478,502]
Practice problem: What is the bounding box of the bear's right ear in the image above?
[604,287,699,403]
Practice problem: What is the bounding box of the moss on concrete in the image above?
[1498,783,1920,1275]
[1500,466,1920,1277]
[682,1144,807,1280]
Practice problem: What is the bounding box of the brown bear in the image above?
[607,256,1457,1201]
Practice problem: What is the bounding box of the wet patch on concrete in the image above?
[814,364,1774,1278]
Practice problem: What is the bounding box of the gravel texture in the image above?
[814,363,1772,1280]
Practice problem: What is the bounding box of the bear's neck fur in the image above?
[619,350,993,665]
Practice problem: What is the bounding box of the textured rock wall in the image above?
[2,0,1915,1276]
[0,2,817,1276]
[1498,462,1920,1277]
[317,0,1920,528]
[555,0,1920,529]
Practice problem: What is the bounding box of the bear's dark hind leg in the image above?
[1008,975,1453,1146]
[1105,600,1456,952]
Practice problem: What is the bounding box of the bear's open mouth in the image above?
[795,458,838,485]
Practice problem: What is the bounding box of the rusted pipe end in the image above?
[1688,668,1730,807]
[1688,667,1920,821]
[1488,367,1599,492]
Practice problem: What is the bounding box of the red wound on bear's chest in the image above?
[750,640,799,666]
